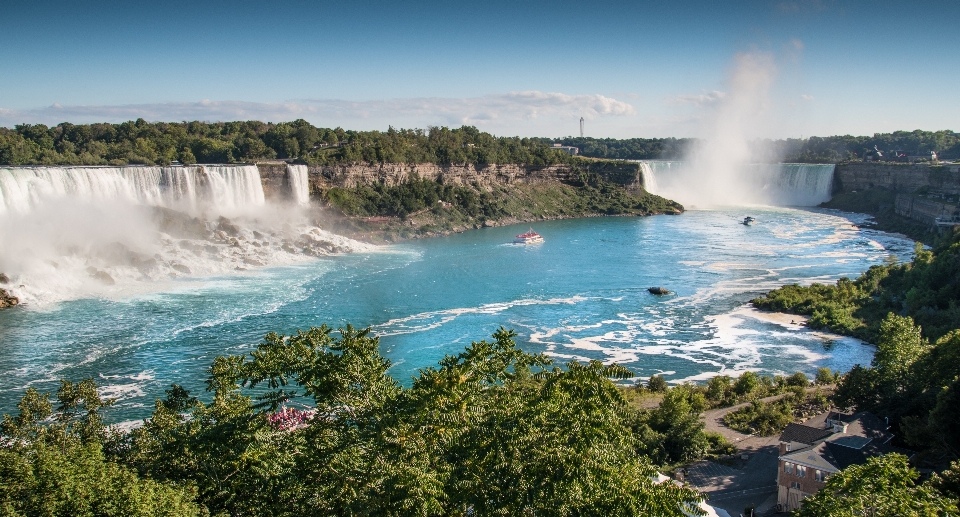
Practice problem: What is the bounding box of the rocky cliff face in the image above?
[254,161,645,201]
[834,162,960,195]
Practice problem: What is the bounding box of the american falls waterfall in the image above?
[0,165,264,215]
[0,165,370,305]
[286,164,310,205]
[638,161,835,207]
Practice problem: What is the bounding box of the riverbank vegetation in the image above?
[753,231,960,343]
[753,228,960,465]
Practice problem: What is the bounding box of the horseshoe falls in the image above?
[639,161,836,207]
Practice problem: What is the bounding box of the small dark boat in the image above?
[648,286,671,295]
[741,216,755,226]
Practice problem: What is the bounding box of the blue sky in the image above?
[0,0,957,138]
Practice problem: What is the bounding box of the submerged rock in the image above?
[648,286,672,295]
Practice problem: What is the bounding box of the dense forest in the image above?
[0,120,577,167]
[2,119,957,166]
[755,130,960,163]
[546,136,693,160]
[753,229,960,465]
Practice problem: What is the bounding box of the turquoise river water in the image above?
[0,207,915,424]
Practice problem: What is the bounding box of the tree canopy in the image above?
[0,326,714,516]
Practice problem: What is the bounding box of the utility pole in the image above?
[580,117,584,138]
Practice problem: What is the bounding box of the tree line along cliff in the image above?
[3,119,958,166]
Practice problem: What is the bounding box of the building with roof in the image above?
[550,143,579,155]
[776,411,912,513]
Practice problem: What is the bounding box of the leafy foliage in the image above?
[2,326,710,516]
[0,121,579,166]
[0,381,204,517]
[753,231,960,344]
[794,454,959,517]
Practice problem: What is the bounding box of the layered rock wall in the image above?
[254,161,644,201]
[834,163,960,195]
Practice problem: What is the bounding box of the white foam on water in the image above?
[373,296,590,336]
[0,165,375,306]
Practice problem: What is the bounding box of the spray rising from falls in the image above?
[0,165,371,305]
[639,161,835,207]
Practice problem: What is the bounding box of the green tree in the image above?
[795,454,958,517]
[647,374,669,392]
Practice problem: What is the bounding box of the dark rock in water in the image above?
[86,267,116,285]
[0,273,8,284]
[648,286,671,295]
[171,263,192,275]
[0,288,18,308]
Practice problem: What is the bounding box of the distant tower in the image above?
[580,117,584,138]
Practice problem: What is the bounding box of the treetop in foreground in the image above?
[0,325,707,517]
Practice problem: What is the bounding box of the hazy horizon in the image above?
[2,0,958,139]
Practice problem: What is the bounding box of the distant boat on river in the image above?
[514,228,544,244]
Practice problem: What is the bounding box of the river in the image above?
[0,206,914,423]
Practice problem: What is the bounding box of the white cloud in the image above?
[668,90,727,107]
[0,92,636,134]
[800,94,814,101]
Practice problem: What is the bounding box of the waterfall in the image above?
[286,164,310,205]
[0,163,370,306]
[201,165,265,212]
[637,161,683,196]
[635,161,835,207]
[0,165,269,215]
[752,164,835,206]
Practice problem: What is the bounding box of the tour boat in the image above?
[514,228,544,244]
[741,216,755,226]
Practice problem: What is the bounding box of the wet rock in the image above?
[218,216,240,236]
[0,288,18,308]
[253,231,265,240]
[243,257,265,267]
[171,263,191,275]
[648,286,671,295]
[0,273,8,284]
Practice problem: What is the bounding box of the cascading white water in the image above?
[0,165,270,215]
[0,166,189,215]
[751,164,835,206]
[637,161,834,207]
[0,164,371,306]
[201,165,265,213]
[286,164,310,206]
[637,161,683,196]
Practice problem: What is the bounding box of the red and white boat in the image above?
[513,228,544,244]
